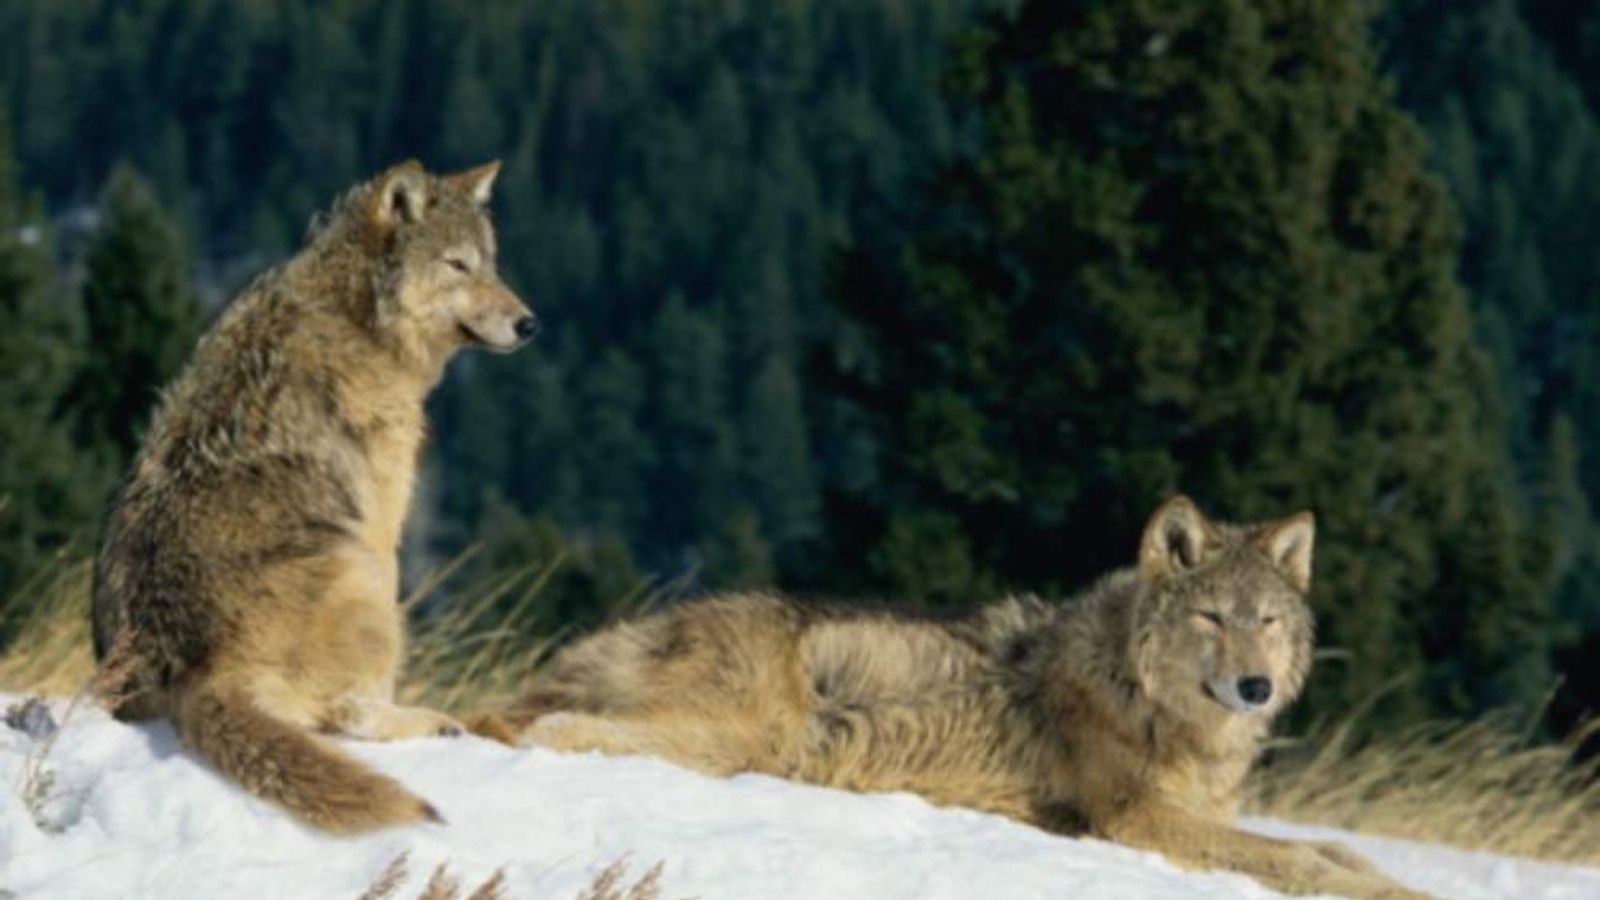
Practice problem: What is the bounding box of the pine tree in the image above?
[741,355,820,555]
[648,292,737,564]
[438,35,505,166]
[0,113,102,595]
[824,0,1553,722]
[71,165,202,470]
[1381,0,1600,720]
[576,348,656,538]
[0,0,971,604]
[471,495,644,634]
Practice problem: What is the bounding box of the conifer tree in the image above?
[0,114,101,594]
[71,166,202,470]
[825,0,1553,722]
[649,292,738,551]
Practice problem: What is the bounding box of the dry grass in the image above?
[4,553,1599,869]
[1251,710,1600,864]
[0,547,652,714]
[0,557,96,695]
[570,860,665,900]
[355,853,413,900]
[354,852,508,900]
[395,550,568,717]
[353,853,667,900]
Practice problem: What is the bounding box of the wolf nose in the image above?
[514,314,540,340]
[1237,676,1273,706]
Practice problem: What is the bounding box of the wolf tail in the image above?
[175,685,440,833]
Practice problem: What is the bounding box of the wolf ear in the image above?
[1138,495,1215,580]
[1257,512,1315,592]
[450,160,501,206]
[370,160,428,229]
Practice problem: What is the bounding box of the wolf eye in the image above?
[1195,611,1224,627]
[445,257,471,274]
[1262,615,1280,626]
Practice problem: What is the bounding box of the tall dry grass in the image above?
[1249,709,1600,863]
[0,547,655,714]
[3,553,1598,867]
[0,556,96,696]
[354,851,509,900]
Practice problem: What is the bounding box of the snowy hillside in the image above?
[3,695,1597,899]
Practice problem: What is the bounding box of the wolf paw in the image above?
[408,708,466,739]
[326,694,468,742]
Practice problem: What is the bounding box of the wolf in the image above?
[484,496,1425,898]
[91,160,535,833]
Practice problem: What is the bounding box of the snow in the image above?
[3,695,1598,900]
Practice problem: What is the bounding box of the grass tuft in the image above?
[0,558,96,695]
[571,860,666,900]
[353,853,508,900]
[351,852,666,900]
[1251,710,1600,864]
[356,852,412,900]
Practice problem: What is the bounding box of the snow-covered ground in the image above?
[3,695,1597,900]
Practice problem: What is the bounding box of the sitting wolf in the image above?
[92,160,536,832]
[486,496,1425,898]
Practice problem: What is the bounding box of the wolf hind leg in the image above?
[325,693,465,740]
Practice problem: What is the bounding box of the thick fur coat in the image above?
[487,497,1425,899]
[92,160,534,832]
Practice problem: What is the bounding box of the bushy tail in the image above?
[175,686,440,833]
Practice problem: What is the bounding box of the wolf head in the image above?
[1128,495,1315,726]
[342,160,535,366]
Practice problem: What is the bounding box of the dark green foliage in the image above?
[0,0,970,588]
[469,496,646,635]
[822,0,1555,722]
[0,0,1595,728]
[70,166,202,469]
[1380,0,1600,729]
[0,112,104,591]
[1523,0,1600,114]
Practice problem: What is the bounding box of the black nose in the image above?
[514,314,540,340]
[1238,676,1273,705]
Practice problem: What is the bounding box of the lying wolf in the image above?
[485,496,1425,898]
[92,160,535,832]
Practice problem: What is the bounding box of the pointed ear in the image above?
[448,160,501,205]
[370,160,429,229]
[1138,495,1216,580]
[1257,512,1315,592]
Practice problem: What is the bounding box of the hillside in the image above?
[3,695,1596,899]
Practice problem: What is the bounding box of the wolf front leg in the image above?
[1097,802,1433,900]
[324,693,465,740]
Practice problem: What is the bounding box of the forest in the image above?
[2,0,1599,736]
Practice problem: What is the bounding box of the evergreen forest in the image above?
[3,0,1599,733]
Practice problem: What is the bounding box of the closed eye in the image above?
[446,258,471,274]
[1262,615,1280,626]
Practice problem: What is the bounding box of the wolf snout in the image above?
[467,305,538,352]
[1237,676,1273,706]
